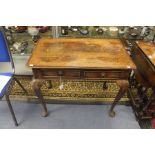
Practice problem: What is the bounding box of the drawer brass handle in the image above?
[58,70,64,76]
[101,73,105,77]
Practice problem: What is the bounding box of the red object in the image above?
[145,105,155,113]
[36,26,49,33]
[146,105,155,128]
[151,118,155,128]
[15,26,27,33]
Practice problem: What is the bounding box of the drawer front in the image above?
[39,69,81,79]
[84,71,129,79]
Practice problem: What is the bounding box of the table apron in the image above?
[32,68,131,81]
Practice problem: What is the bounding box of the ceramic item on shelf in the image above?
[28,27,40,42]
[109,27,118,37]
[68,26,78,32]
[78,27,89,35]
[131,33,138,37]
[128,27,141,38]
[28,27,39,36]
[102,27,107,32]
[144,30,155,42]
[15,26,27,33]
[118,27,125,37]
[6,35,14,45]
[5,26,16,33]
[61,26,68,35]
[37,26,49,33]
[4,27,14,44]
[140,26,150,38]
[13,41,28,54]
[94,27,108,36]
[96,28,104,35]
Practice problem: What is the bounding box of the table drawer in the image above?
[84,71,129,79]
[39,69,81,78]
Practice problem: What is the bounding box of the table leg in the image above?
[109,80,129,117]
[143,89,155,111]
[31,79,48,117]
[47,80,53,89]
[103,81,108,89]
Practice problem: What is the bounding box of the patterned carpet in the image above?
[9,75,154,128]
[10,75,129,103]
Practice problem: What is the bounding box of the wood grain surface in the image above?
[27,38,136,70]
[137,40,155,66]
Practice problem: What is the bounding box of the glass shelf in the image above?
[5,26,52,56]
[5,26,155,56]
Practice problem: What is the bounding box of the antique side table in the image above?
[127,40,155,119]
[27,38,136,117]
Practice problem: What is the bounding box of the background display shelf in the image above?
[3,26,155,75]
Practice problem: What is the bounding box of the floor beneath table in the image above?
[0,100,140,129]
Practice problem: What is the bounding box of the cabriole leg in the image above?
[109,80,129,117]
[31,79,48,117]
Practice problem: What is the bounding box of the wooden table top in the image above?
[136,40,155,66]
[27,38,136,69]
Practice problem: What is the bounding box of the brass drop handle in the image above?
[58,71,64,90]
[101,73,105,77]
[58,70,64,76]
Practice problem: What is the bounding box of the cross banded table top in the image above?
[27,38,136,70]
